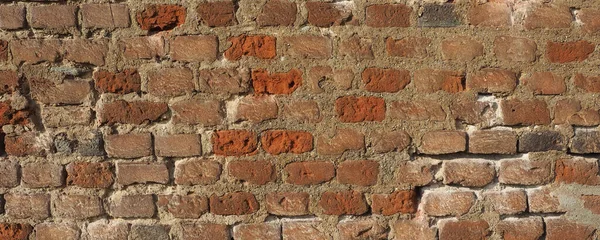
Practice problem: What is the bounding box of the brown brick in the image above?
[233,223,280,240]
[501,99,550,125]
[100,100,168,125]
[120,36,166,59]
[319,191,368,215]
[422,191,474,216]
[116,162,169,185]
[441,37,484,61]
[86,221,129,240]
[66,162,113,188]
[370,130,410,153]
[498,158,553,185]
[453,96,496,125]
[235,95,278,123]
[439,220,490,240]
[224,35,276,61]
[157,194,208,218]
[524,5,572,30]
[494,36,537,62]
[200,68,250,94]
[443,159,495,187]
[109,194,155,218]
[0,5,25,30]
[174,159,221,185]
[252,69,302,94]
[338,220,388,240]
[579,8,600,33]
[197,1,236,27]
[545,218,596,240]
[414,69,464,93]
[0,41,8,61]
[396,159,436,187]
[5,132,44,157]
[105,133,152,159]
[317,128,364,155]
[389,100,446,121]
[30,5,77,29]
[210,192,259,215]
[33,223,79,240]
[282,221,328,240]
[284,161,335,185]
[371,190,417,215]
[170,35,218,62]
[393,220,436,240]
[147,67,194,97]
[0,161,19,188]
[339,36,374,60]
[335,96,385,122]
[575,73,600,93]
[256,0,297,26]
[419,130,466,155]
[337,160,379,186]
[212,130,257,156]
[282,100,322,123]
[5,194,50,220]
[467,68,517,93]
[0,223,32,240]
[284,35,332,59]
[554,99,600,126]
[94,69,141,94]
[81,4,130,28]
[266,192,309,216]
[136,4,186,31]
[63,39,109,66]
[521,72,566,95]
[497,217,544,240]
[582,195,600,214]
[386,37,430,58]
[483,190,527,215]
[10,39,61,64]
[42,106,91,128]
[172,99,224,126]
[547,41,595,63]
[306,2,352,27]
[468,3,511,27]
[361,68,410,93]
[228,160,275,185]
[468,130,517,154]
[528,187,563,213]
[53,195,103,219]
[366,4,411,27]
[155,134,202,157]
[555,157,600,185]
[21,163,63,188]
[180,223,229,240]
[28,78,90,105]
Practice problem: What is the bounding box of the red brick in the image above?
[212,130,257,156]
[414,69,464,93]
[439,220,490,240]
[499,158,553,185]
[282,100,322,123]
[210,192,259,215]
[233,223,280,240]
[338,220,388,240]
[5,194,50,220]
[441,37,484,61]
[33,223,79,240]
[66,162,113,188]
[120,36,166,59]
[371,190,417,215]
[136,4,186,31]
[555,157,600,185]
[0,223,32,240]
[494,36,537,62]
[522,72,566,95]
[443,159,495,187]
[224,35,276,61]
[171,99,223,125]
[87,221,129,240]
[282,221,328,240]
[335,96,385,122]
[582,195,600,214]
[81,4,130,28]
[200,68,250,94]
[386,37,430,58]
[266,192,309,216]
[370,130,410,153]
[228,160,275,185]
[197,1,236,27]
[317,128,364,155]
[252,68,302,94]
[180,223,229,240]
[339,36,374,60]
[419,130,466,155]
[361,68,410,93]
[575,73,600,93]
[28,78,90,105]
[53,195,104,219]
[147,67,194,97]
[285,161,335,185]
[63,39,109,66]
[483,190,527,215]
[0,101,29,127]
[497,217,544,240]
[100,100,168,125]
[170,35,218,62]
[261,130,313,155]
[319,190,368,215]
[284,35,332,59]
[109,194,155,218]
[306,2,352,27]
[467,68,517,93]
[10,39,61,64]
[366,4,411,27]
[337,160,379,186]
[468,130,517,154]
[0,5,25,30]
[524,5,572,30]
[94,69,141,94]
[30,5,77,29]
[105,133,152,158]
[501,99,550,125]
[547,41,595,63]
[579,8,600,33]
[422,191,475,216]
[116,162,169,185]
[157,194,208,218]
[21,163,63,188]
[5,132,44,157]
[389,100,446,121]
[256,0,297,26]
[235,95,278,123]
[0,161,19,188]
[174,159,221,185]
[546,218,596,240]
[468,3,511,27]
[155,134,202,157]
[396,159,436,187]
[528,187,563,213]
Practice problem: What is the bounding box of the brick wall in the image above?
[0,0,599,239]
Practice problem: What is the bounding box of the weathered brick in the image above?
[235,95,278,123]
[120,36,166,59]
[547,41,595,63]
[233,223,280,240]
[418,4,459,27]
[554,99,600,126]
[0,161,19,188]
[116,162,169,185]
[467,68,517,93]
[197,1,236,27]
[256,0,297,26]
[317,128,364,155]
[136,4,186,31]
[224,35,276,60]
[10,39,61,64]
[393,220,436,240]
[180,223,229,240]
[266,192,309,216]
[422,191,475,216]
[0,223,32,240]
[524,5,572,30]
[33,223,79,240]
[575,73,600,93]
[319,191,368,215]
[371,190,417,215]
[66,162,113,188]
[389,100,446,121]
[337,160,379,186]
[519,131,567,152]
[81,4,130,28]
[209,192,259,215]
[105,133,152,159]
[497,217,544,240]
[528,187,563,213]
[155,134,202,157]
[21,162,63,188]
[555,157,600,185]
[335,96,385,122]
[306,2,352,27]
[579,8,600,33]
[147,67,194,97]
[501,99,550,125]
[157,194,208,218]
[365,4,411,27]
[582,195,600,214]
[396,159,436,187]
[469,130,517,154]
[361,68,410,93]
[282,100,322,123]
[174,159,221,185]
[28,78,90,105]
[386,37,431,58]
[285,161,335,185]
[30,5,77,29]
[370,130,410,153]
[339,36,374,60]
[53,195,103,219]
[0,5,25,30]
[468,3,511,27]
[494,36,537,62]
[63,39,109,66]
[228,160,275,185]
[130,225,169,240]
[0,41,7,61]
[571,131,600,154]
[545,218,596,240]
[261,130,313,155]
[252,68,302,94]
[94,69,141,94]
[284,35,332,59]
[5,132,45,157]
[86,221,129,240]
[498,158,553,185]
[483,190,527,215]
[419,130,466,155]
[443,159,495,187]
[414,69,464,93]
[338,220,388,240]
[170,35,218,62]
[441,37,484,61]
[282,221,328,240]
[171,99,223,126]
[200,68,250,94]
[100,100,168,125]
[109,194,155,218]
[5,194,50,220]
[212,130,257,156]
[521,72,566,95]
[439,220,490,240]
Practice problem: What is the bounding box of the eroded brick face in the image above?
[1,1,598,239]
